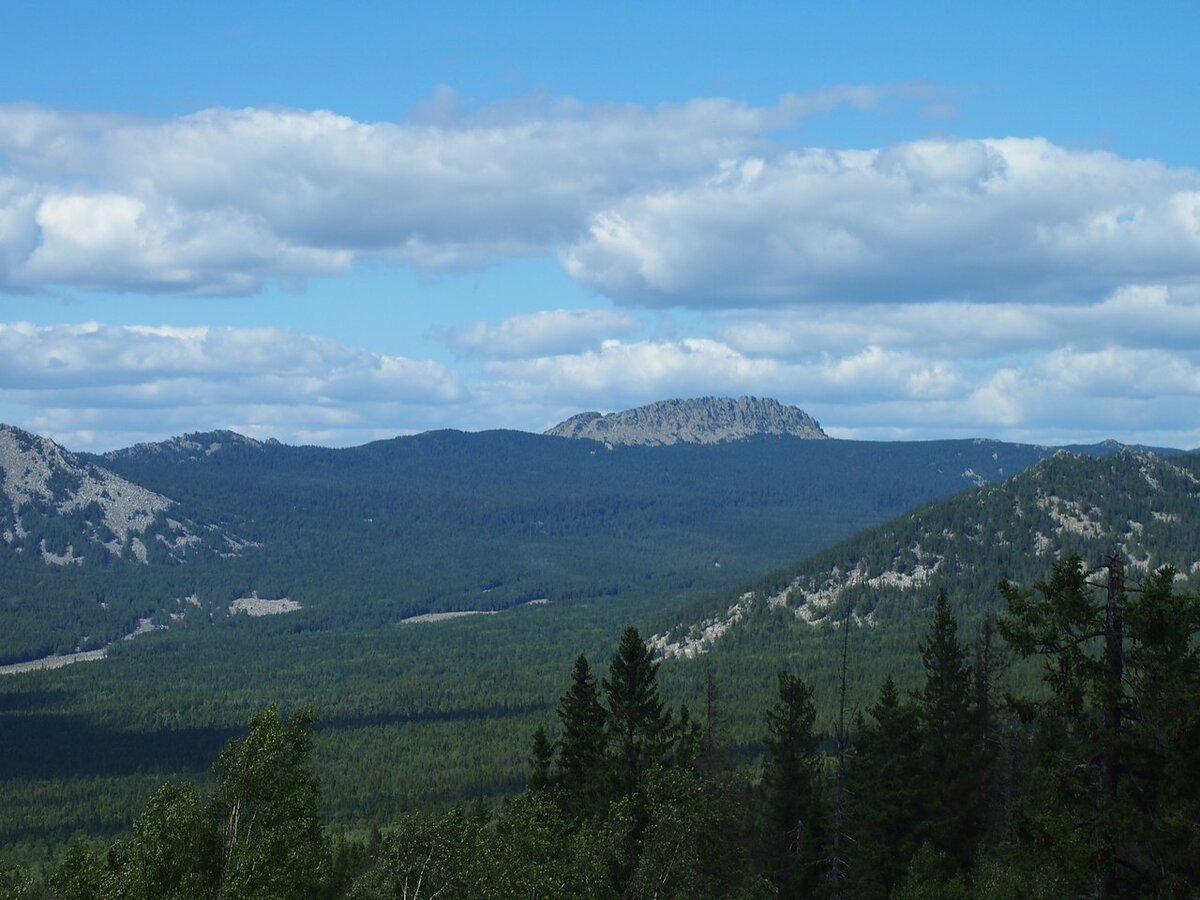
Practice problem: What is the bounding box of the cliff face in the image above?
[545,396,828,446]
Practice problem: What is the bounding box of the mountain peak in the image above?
[104,429,271,463]
[0,423,250,567]
[0,424,174,562]
[545,396,827,446]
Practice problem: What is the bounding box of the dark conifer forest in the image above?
[3,553,1197,898]
[3,436,1199,898]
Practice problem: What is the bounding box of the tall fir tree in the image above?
[845,676,926,900]
[760,670,825,899]
[915,589,983,871]
[602,626,672,798]
[555,654,607,809]
[971,612,1006,845]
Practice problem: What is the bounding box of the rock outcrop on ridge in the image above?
[545,396,828,446]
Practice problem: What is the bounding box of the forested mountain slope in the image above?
[0,426,253,662]
[93,429,1056,623]
[0,415,1176,663]
[652,449,1200,657]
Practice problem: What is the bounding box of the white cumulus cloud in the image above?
[0,97,790,295]
[4,97,1198,307]
[483,338,964,407]
[444,308,642,359]
[0,322,464,448]
[563,138,1200,307]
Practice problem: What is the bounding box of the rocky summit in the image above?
[103,429,275,463]
[0,424,246,566]
[545,396,828,446]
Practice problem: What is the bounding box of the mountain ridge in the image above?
[103,430,278,463]
[1,411,1190,664]
[0,424,245,566]
[545,396,828,446]
[650,448,1200,659]
[3,423,1072,663]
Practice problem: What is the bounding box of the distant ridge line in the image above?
[544,396,828,447]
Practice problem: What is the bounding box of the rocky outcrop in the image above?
[0,424,245,564]
[545,397,827,447]
[103,429,275,463]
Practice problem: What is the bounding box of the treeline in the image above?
[4,553,1198,897]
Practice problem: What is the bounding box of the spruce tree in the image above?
[528,726,554,791]
[1000,555,1200,895]
[554,654,607,808]
[669,702,703,770]
[845,676,925,900]
[971,612,1006,845]
[696,665,729,775]
[760,670,824,899]
[602,626,671,797]
[915,589,981,870]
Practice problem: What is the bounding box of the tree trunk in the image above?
[1098,552,1124,899]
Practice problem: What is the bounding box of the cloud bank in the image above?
[2,98,1198,305]
[444,308,642,359]
[563,139,1200,306]
[0,322,464,448]
[2,90,1198,449]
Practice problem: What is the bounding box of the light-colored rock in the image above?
[228,595,302,617]
[546,396,827,447]
[401,610,498,623]
[0,424,248,565]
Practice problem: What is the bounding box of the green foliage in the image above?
[760,671,825,898]
[845,676,925,899]
[603,627,672,797]
[893,844,970,900]
[6,569,1197,898]
[966,847,1072,900]
[626,769,774,900]
[0,864,36,900]
[555,654,607,798]
[40,706,331,900]
[348,797,617,899]
[209,706,329,899]
[109,781,211,899]
[46,842,113,899]
[1000,556,1200,896]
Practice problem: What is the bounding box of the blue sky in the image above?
[3,1,1200,449]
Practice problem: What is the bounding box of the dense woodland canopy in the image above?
[3,554,1197,898]
[3,438,1200,897]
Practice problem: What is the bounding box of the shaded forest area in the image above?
[3,555,1196,898]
